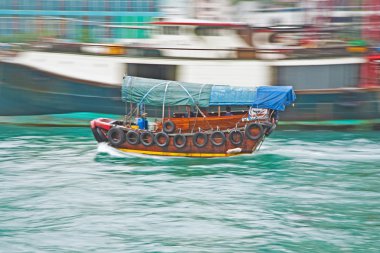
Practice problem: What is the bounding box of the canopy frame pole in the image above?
[138,82,167,105]
[137,81,198,106]
[161,82,170,124]
[123,102,128,125]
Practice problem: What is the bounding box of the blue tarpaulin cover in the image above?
[209,85,257,106]
[251,86,296,111]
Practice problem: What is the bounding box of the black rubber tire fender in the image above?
[210,131,226,146]
[163,121,176,133]
[229,130,244,146]
[91,127,107,143]
[192,132,208,148]
[245,123,264,140]
[96,127,108,142]
[154,132,170,147]
[126,130,140,145]
[173,134,187,149]
[140,131,154,146]
[107,127,126,147]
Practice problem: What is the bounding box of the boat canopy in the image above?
[122,76,212,107]
[122,76,295,110]
[251,86,296,111]
[209,85,257,106]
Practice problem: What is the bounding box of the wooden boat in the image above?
[90,76,296,157]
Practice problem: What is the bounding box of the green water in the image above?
[0,126,379,252]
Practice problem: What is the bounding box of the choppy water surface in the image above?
[0,126,379,252]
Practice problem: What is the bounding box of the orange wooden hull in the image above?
[91,117,271,158]
[155,114,248,132]
[116,132,262,157]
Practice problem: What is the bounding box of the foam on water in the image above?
[97,142,187,161]
[1,126,379,252]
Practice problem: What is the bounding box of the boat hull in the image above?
[281,88,380,121]
[114,133,260,157]
[114,147,242,158]
[0,61,125,116]
[91,118,265,158]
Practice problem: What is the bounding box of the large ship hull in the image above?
[1,52,380,124]
[0,61,125,116]
[282,88,380,122]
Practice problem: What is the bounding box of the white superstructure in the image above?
[119,18,251,59]
[5,49,365,90]
[6,50,271,86]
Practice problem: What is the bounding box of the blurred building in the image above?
[159,0,191,18]
[159,0,233,21]
[233,0,317,26]
[0,0,160,43]
[193,0,233,21]
[232,0,378,29]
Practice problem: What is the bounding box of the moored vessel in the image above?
[1,19,380,126]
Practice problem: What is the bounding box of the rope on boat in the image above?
[257,135,265,151]
[190,108,199,133]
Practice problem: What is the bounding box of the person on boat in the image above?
[274,110,279,124]
[137,112,149,130]
[270,109,279,124]
[225,106,232,116]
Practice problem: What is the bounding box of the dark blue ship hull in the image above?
[282,89,380,121]
[0,61,125,116]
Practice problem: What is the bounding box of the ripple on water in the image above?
[0,127,380,252]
